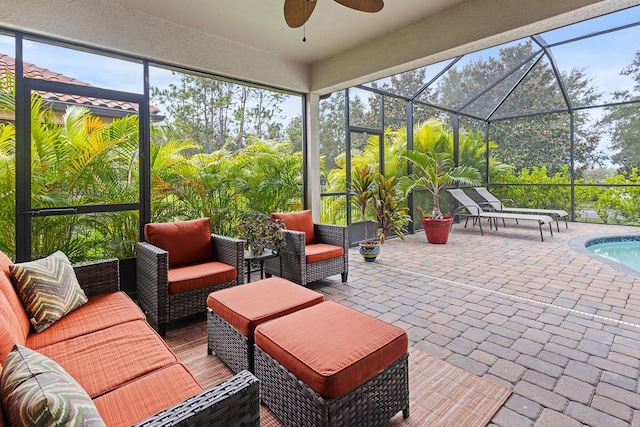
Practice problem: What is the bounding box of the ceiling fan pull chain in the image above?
[303,23,307,42]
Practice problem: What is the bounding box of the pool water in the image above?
[587,239,640,273]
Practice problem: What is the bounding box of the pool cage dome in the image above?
[321,5,640,236]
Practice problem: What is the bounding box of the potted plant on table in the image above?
[351,165,410,261]
[398,150,481,244]
[239,213,286,256]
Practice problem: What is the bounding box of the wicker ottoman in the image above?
[207,277,324,373]
[254,300,409,427]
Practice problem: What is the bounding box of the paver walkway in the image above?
[305,221,640,426]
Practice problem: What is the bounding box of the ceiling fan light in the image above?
[284,0,316,28]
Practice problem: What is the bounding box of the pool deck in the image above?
[304,220,640,426]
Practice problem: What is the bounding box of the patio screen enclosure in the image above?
[319,5,640,240]
[1,5,640,268]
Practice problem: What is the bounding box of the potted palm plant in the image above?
[399,150,481,244]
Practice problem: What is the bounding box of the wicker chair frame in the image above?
[73,258,260,427]
[207,308,253,373]
[264,224,349,286]
[136,234,245,337]
[255,345,409,427]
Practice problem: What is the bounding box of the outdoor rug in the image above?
[165,319,512,427]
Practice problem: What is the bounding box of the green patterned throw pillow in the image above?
[0,345,106,427]
[9,251,88,333]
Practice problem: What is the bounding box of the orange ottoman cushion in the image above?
[254,300,408,399]
[207,277,324,337]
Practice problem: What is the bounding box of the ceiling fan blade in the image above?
[334,0,384,13]
[284,0,316,28]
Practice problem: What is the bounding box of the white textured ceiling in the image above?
[103,0,465,64]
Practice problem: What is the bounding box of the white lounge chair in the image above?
[447,189,554,241]
[472,187,568,232]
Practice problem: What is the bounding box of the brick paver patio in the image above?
[305,221,640,426]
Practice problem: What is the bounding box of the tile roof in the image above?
[0,54,160,114]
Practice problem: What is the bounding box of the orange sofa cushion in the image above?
[255,301,408,399]
[0,251,30,343]
[0,292,28,366]
[271,210,315,244]
[37,319,178,398]
[167,261,237,294]
[0,365,3,427]
[93,363,202,427]
[207,277,324,336]
[26,291,145,351]
[305,243,344,264]
[144,218,213,267]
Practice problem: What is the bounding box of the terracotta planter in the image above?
[421,216,453,244]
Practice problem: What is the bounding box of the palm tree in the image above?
[398,149,481,219]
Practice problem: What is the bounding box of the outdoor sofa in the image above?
[0,249,259,427]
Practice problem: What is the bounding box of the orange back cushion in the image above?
[144,218,213,268]
[271,210,315,245]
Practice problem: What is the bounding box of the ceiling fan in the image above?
[284,0,384,28]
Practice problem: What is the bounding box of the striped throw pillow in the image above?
[0,345,106,426]
[9,251,88,333]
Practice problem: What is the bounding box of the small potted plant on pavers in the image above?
[351,165,410,261]
[373,173,410,247]
[399,149,480,244]
[350,165,380,261]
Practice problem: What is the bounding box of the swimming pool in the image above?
[585,235,640,274]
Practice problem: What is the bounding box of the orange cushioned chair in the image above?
[264,210,348,286]
[136,217,244,337]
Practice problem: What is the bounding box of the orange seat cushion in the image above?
[305,243,344,264]
[36,319,178,398]
[144,218,213,267]
[168,261,237,294]
[271,210,315,244]
[255,301,408,399]
[207,277,324,336]
[26,291,145,350]
[93,363,202,427]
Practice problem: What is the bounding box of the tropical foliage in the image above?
[373,173,410,243]
[0,76,303,262]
